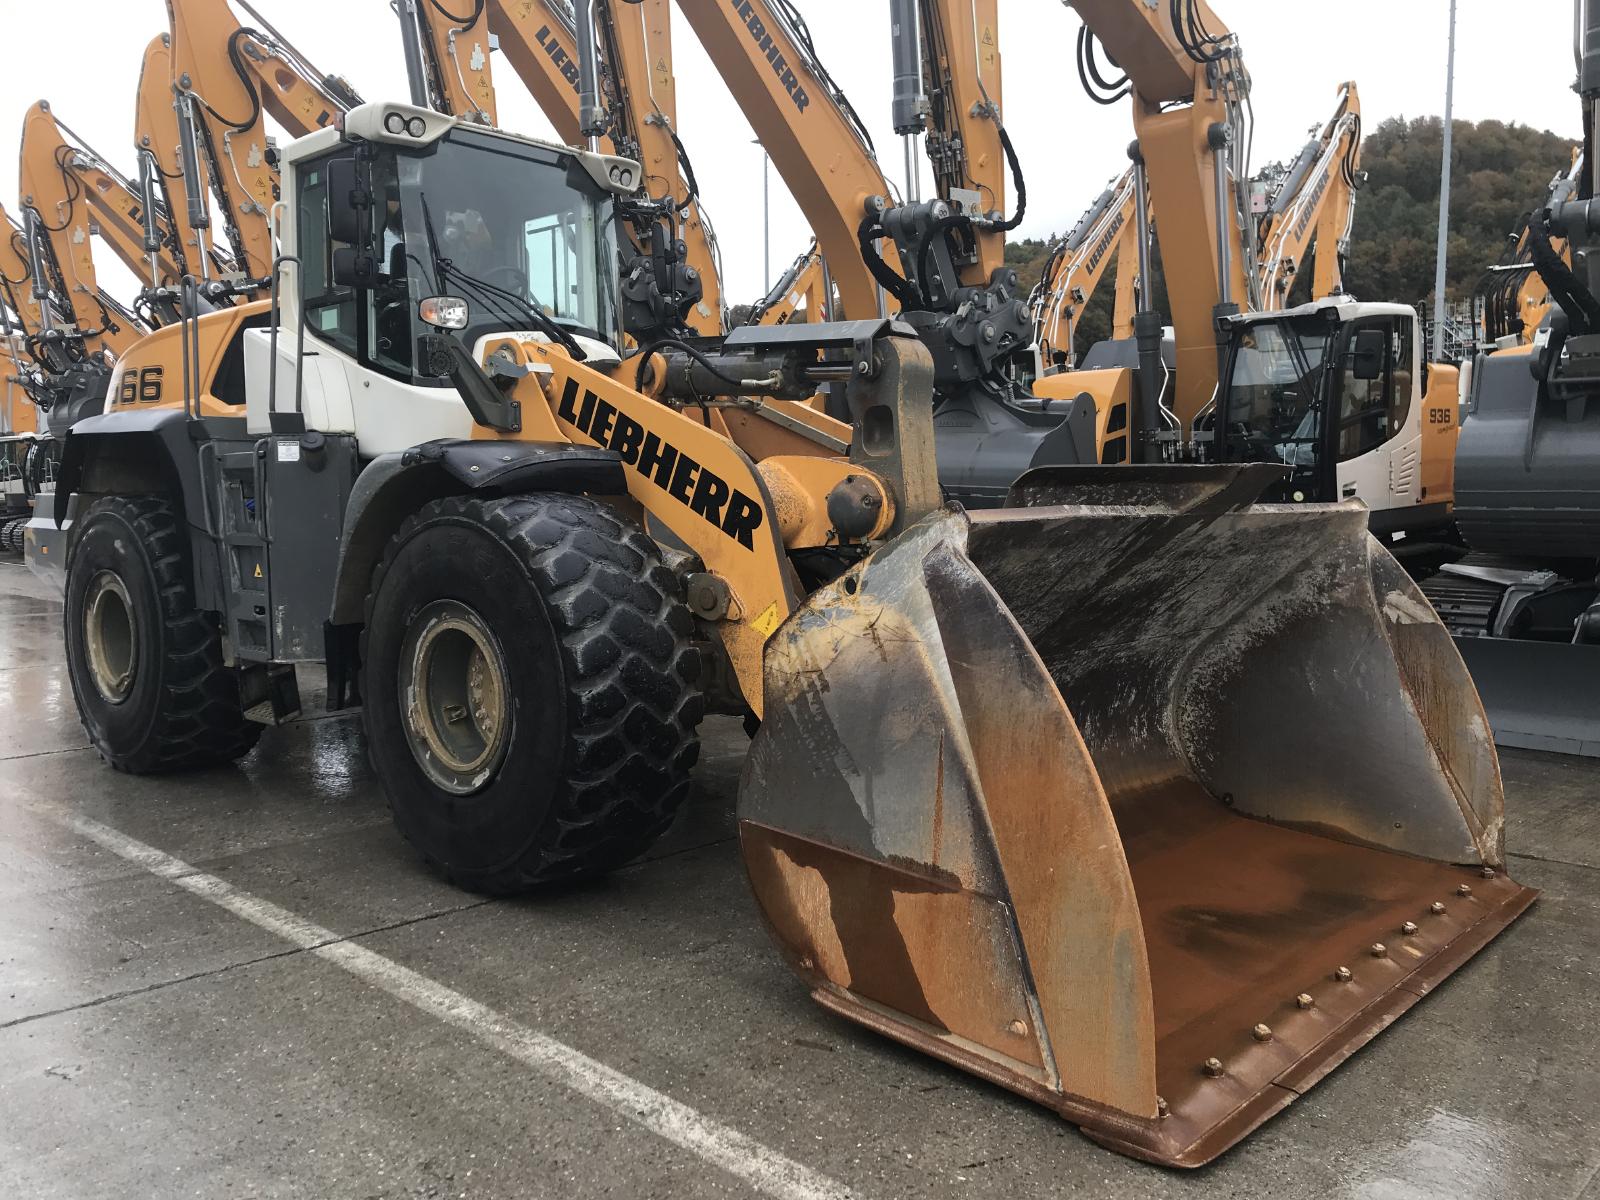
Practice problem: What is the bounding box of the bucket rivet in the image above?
[1401,921,1418,935]
[1006,1019,1027,1036]
[1481,866,1495,879]
[1156,1096,1170,1118]
[1296,993,1315,1009]
[1457,884,1473,897]
[1203,1057,1225,1077]
[1334,966,1353,982]
[798,955,814,971]
[1371,943,1388,958]
[1430,901,1447,915]
[1252,1023,1273,1042]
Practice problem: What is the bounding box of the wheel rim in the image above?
[83,570,137,704]
[399,600,512,795]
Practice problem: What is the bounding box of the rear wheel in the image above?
[361,493,703,893]
[64,495,261,772]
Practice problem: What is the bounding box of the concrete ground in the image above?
[1,556,1597,1200]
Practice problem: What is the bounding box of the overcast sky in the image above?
[0,0,1581,306]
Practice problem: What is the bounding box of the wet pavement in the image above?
[1,554,1597,1199]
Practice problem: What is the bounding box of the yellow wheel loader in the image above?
[32,98,1533,1168]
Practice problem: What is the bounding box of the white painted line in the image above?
[56,810,857,1200]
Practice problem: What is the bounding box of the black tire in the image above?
[64,495,262,773]
[361,493,703,893]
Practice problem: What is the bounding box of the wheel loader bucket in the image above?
[739,465,1536,1168]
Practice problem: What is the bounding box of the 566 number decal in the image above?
[117,366,164,406]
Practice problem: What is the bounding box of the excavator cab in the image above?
[1215,299,1455,536]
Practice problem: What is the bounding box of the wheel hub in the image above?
[83,570,136,704]
[399,600,512,795]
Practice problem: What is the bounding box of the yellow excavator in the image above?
[1062,3,1458,542]
[25,0,1534,1170]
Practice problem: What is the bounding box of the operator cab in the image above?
[301,117,628,366]
[1217,298,1417,510]
[252,103,642,453]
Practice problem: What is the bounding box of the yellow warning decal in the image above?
[253,563,263,579]
[751,602,782,639]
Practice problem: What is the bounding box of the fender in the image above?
[328,438,626,625]
[54,409,214,532]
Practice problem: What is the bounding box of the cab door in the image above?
[1331,315,1417,512]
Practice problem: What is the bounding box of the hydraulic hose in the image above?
[1528,205,1600,334]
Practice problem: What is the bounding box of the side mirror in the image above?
[1350,328,1386,381]
[331,245,378,289]
[326,156,369,248]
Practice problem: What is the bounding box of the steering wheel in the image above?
[481,264,528,295]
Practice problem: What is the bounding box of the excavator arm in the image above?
[1032,164,1147,368]
[1068,0,1253,431]
[18,104,148,359]
[136,34,232,284]
[19,103,185,293]
[674,0,893,320]
[163,0,361,278]
[1255,83,1362,308]
[397,0,498,124]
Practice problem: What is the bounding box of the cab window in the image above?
[1335,317,1394,461]
[296,158,358,356]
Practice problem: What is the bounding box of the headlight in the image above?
[418,296,470,330]
[405,116,428,138]
[383,112,406,136]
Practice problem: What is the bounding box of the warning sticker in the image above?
[751,602,782,639]
[277,441,301,463]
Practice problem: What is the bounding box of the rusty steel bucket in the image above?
[739,466,1537,1168]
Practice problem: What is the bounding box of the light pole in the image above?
[1432,0,1458,355]
[753,138,770,291]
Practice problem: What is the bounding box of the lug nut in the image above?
[1371,943,1388,958]
[1203,1057,1225,1078]
[1430,901,1447,915]
[1296,993,1315,1010]
[1334,966,1353,982]
[1006,1019,1027,1036]
[1481,866,1496,879]
[1252,1023,1273,1042]
[1156,1096,1170,1118]
[1457,883,1473,897]
[1401,921,1418,935]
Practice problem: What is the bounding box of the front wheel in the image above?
[361,494,704,893]
[64,495,261,772]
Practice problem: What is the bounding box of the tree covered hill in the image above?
[1007,116,1580,360]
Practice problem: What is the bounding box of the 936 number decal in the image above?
[1427,407,1454,426]
[117,366,164,406]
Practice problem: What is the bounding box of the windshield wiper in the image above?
[416,191,587,362]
